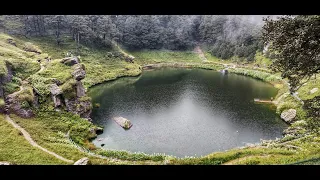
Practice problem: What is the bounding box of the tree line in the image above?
[0,15,267,61]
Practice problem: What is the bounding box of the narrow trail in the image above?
[37,64,45,74]
[194,46,208,62]
[5,115,74,163]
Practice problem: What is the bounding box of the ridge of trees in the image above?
[0,15,265,60]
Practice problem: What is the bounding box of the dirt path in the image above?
[194,46,208,62]
[5,115,74,163]
[37,64,45,74]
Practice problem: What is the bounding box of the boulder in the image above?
[49,84,62,96]
[7,39,17,47]
[74,157,90,165]
[76,81,86,97]
[280,109,297,123]
[309,88,318,94]
[113,117,133,129]
[6,101,34,118]
[60,56,79,66]
[125,55,135,63]
[220,69,228,74]
[52,95,62,108]
[65,98,92,119]
[72,65,86,81]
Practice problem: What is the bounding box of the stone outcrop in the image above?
[5,96,34,118]
[65,98,92,119]
[72,64,86,81]
[0,63,13,98]
[280,109,297,123]
[74,157,90,165]
[49,84,63,108]
[49,56,92,120]
[60,56,79,66]
[76,81,86,97]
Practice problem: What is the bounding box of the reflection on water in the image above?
[89,68,287,157]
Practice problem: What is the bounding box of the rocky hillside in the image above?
[0,33,95,120]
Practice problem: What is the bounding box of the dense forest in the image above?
[0,15,274,61]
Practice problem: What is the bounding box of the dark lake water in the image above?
[89,68,287,157]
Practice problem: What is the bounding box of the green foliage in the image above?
[0,98,4,107]
[263,15,320,92]
[79,96,91,102]
[23,42,42,54]
[254,51,272,68]
[59,79,76,93]
[297,75,320,100]
[0,114,67,164]
[0,59,8,76]
[38,60,73,84]
[229,68,281,83]
[20,101,30,108]
[17,86,34,104]
[29,74,51,97]
[3,82,19,95]
[131,50,201,64]
[94,148,166,162]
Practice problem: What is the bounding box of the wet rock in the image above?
[96,126,104,134]
[74,157,90,165]
[220,69,228,74]
[280,109,297,123]
[60,56,79,66]
[309,88,318,94]
[113,117,133,129]
[72,65,86,81]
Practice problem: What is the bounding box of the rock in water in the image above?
[113,117,133,129]
[74,157,90,165]
[280,109,297,123]
[309,88,318,94]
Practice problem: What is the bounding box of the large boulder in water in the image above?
[113,117,133,129]
[281,109,297,123]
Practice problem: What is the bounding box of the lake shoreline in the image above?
[86,61,305,161]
